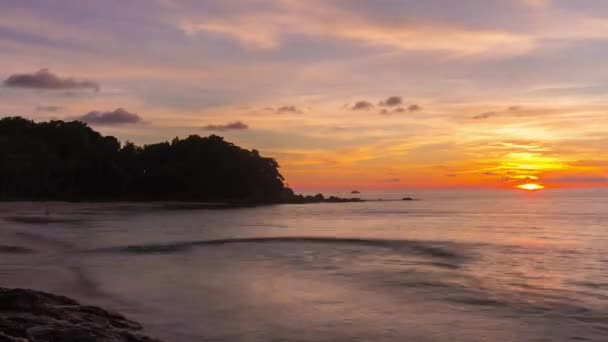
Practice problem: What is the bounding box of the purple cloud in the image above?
[472,111,497,120]
[76,108,142,125]
[380,104,422,115]
[4,69,99,92]
[203,121,249,131]
[276,106,303,114]
[408,104,422,112]
[379,96,403,107]
[35,105,62,112]
[352,100,374,111]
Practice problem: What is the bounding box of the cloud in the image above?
[379,96,403,107]
[379,178,400,183]
[544,175,608,184]
[521,0,551,9]
[4,69,100,91]
[179,3,535,56]
[381,107,404,115]
[408,104,422,112]
[76,108,142,125]
[276,105,303,114]
[351,100,374,111]
[35,105,62,112]
[380,104,421,115]
[570,160,608,168]
[203,121,248,131]
[472,111,498,120]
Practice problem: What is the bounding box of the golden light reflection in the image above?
[516,183,545,191]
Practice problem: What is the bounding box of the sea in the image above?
[1,189,607,341]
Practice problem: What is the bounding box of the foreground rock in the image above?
[0,288,161,342]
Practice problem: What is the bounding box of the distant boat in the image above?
[351,190,360,194]
[402,197,414,201]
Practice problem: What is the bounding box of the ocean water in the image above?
[1,189,607,341]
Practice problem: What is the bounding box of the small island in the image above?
[0,117,359,205]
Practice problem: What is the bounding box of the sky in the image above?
[1,0,607,190]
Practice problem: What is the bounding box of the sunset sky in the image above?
[1,0,607,189]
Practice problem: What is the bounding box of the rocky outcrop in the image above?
[280,188,362,204]
[0,288,161,342]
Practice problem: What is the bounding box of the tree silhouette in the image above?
[0,117,286,203]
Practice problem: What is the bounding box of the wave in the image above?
[570,281,608,290]
[447,295,509,307]
[67,265,112,300]
[351,209,457,216]
[15,231,76,252]
[0,245,33,254]
[5,215,84,224]
[92,236,469,265]
[5,231,119,303]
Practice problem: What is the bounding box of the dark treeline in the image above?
[0,116,287,203]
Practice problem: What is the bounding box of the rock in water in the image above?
[0,287,161,342]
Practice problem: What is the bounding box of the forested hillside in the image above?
[0,117,286,202]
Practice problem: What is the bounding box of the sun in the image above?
[516,183,545,191]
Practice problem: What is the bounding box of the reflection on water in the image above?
[1,189,607,341]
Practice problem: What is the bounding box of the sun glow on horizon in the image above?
[516,183,545,191]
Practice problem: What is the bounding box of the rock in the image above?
[0,331,27,342]
[0,288,161,342]
[326,196,361,203]
[279,188,363,204]
[402,197,414,201]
